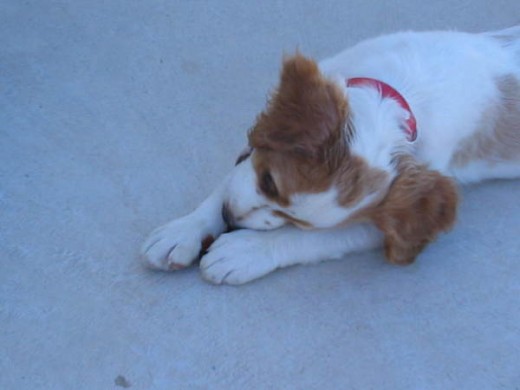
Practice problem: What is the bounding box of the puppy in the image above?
[142,27,520,284]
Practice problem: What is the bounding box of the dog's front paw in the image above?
[200,230,279,285]
[141,216,214,271]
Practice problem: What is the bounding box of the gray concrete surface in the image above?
[1,1,520,389]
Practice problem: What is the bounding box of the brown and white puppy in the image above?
[142,27,520,284]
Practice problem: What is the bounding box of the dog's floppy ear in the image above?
[249,53,348,163]
[371,158,459,265]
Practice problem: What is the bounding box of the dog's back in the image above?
[320,27,520,183]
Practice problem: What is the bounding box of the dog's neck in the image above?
[344,84,415,176]
[347,77,417,142]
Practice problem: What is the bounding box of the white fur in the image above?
[142,27,520,284]
[347,86,412,173]
[321,28,520,180]
[288,188,380,229]
[200,224,382,284]
[141,178,228,270]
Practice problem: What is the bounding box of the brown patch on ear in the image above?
[371,158,459,265]
[335,155,389,207]
[248,53,349,167]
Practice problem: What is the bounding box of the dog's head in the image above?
[223,54,458,264]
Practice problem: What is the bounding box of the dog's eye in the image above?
[260,172,278,197]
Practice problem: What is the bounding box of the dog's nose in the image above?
[221,203,236,230]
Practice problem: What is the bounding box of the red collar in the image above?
[346,77,417,142]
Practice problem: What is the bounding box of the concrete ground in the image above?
[1,1,520,389]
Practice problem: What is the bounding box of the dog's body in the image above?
[142,27,520,284]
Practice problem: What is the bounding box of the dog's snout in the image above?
[221,203,235,230]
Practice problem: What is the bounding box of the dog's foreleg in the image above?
[200,223,383,284]
[140,175,230,271]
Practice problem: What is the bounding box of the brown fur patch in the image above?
[247,54,390,214]
[251,150,334,206]
[251,144,389,212]
[451,74,520,167]
[334,156,389,207]
[370,157,459,265]
[249,54,349,164]
[247,54,350,206]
